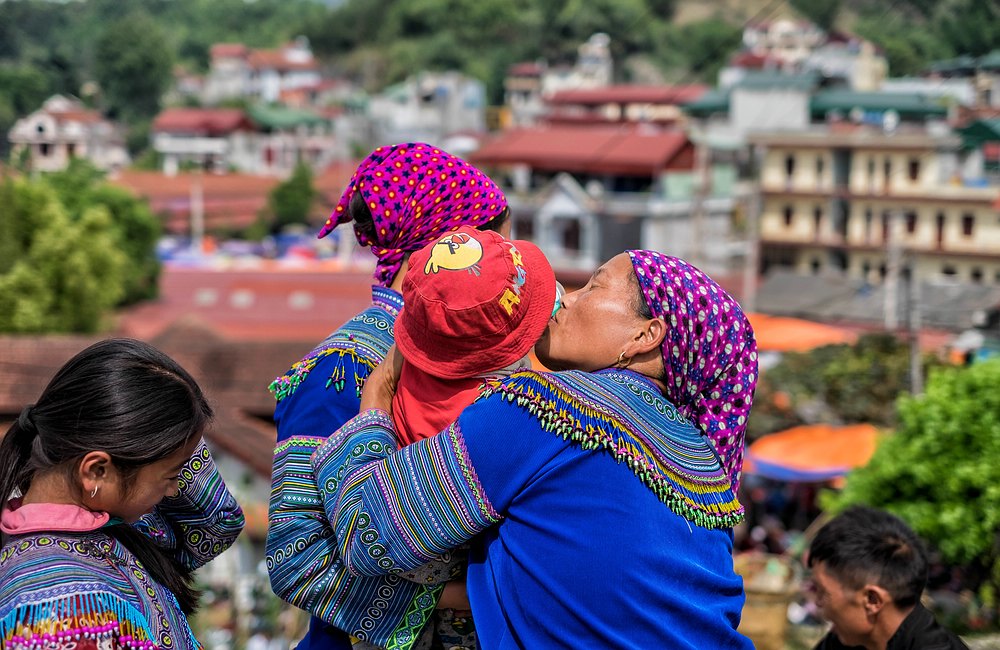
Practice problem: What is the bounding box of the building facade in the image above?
[752,127,1000,285]
[8,95,129,172]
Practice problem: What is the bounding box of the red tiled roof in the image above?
[547,85,708,107]
[117,266,376,344]
[729,51,777,69]
[471,125,693,176]
[508,61,544,77]
[211,43,247,59]
[152,109,254,136]
[49,109,104,124]
[111,163,357,235]
[247,49,317,72]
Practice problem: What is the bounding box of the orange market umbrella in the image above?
[744,423,880,482]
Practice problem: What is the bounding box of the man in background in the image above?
[808,505,969,650]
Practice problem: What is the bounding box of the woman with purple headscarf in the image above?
[302,250,759,648]
[266,143,510,650]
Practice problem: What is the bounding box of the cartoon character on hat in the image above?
[424,232,484,276]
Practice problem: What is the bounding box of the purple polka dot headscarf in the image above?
[318,142,508,287]
[627,250,758,491]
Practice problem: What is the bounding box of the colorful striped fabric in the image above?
[0,441,244,650]
[310,368,751,648]
[266,287,445,650]
[314,368,743,578]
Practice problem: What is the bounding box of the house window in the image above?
[942,265,957,277]
[867,157,876,190]
[816,156,824,183]
[813,206,822,236]
[39,142,50,157]
[883,159,892,191]
[962,213,975,237]
[936,212,946,247]
[862,261,871,277]
[972,267,984,283]
[561,218,581,252]
[908,158,921,182]
[881,211,890,242]
[864,208,873,242]
[811,258,821,274]
[67,143,76,158]
[905,211,917,234]
[783,205,794,227]
[513,213,534,240]
[784,155,796,180]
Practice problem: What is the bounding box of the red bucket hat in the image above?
[395,226,556,380]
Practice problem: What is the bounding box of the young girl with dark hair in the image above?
[0,338,244,650]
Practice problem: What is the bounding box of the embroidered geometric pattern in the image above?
[268,415,440,650]
[314,410,501,578]
[269,287,401,402]
[479,369,745,530]
[0,444,242,650]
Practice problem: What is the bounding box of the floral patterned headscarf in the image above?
[318,142,508,287]
[627,250,758,491]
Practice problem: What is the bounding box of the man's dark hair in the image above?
[808,505,928,609]
[348,191,510,245]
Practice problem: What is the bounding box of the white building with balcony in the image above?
[8,95,129,172]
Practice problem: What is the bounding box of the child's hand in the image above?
[437,580,471,611]
[360,344,403,413]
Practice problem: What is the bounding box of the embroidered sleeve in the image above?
[311,410,502,578]
[0,590,159,650]
[135,439,244,570]
[267,434,444,650]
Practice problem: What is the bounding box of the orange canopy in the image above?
[746,313,857,353]
[744,423,880,482]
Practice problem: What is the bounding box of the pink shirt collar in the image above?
[1,499,110,535]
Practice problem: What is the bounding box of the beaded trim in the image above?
[480,371,745,530]
[1,592,157,650]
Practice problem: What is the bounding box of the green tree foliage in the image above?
[748,333,928,438]
[0,175,128,333]
[264,162,317,234]
[47,160,162,303]
[0,65,55,158]
[93,12,174,122]
[789,0,842,30]
[828,360,1000,599]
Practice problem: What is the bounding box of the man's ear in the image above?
[862,584,890,616]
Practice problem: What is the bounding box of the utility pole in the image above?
[689,130,711,269]
[908,272,923,394]
[883,209,903,330]
[742,144,763,314]
[190,169,204,256]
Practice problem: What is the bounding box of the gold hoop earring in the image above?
[90,486,99,498]
[616,351,632,368]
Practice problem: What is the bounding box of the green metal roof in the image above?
[810,91,949,119]
[978,50,1000,70]
[680,89,729,116]
[247,105,327,130]
[733,70,819,91]
[957,119,1000,149]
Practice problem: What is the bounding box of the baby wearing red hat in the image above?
[389,225,557,648]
